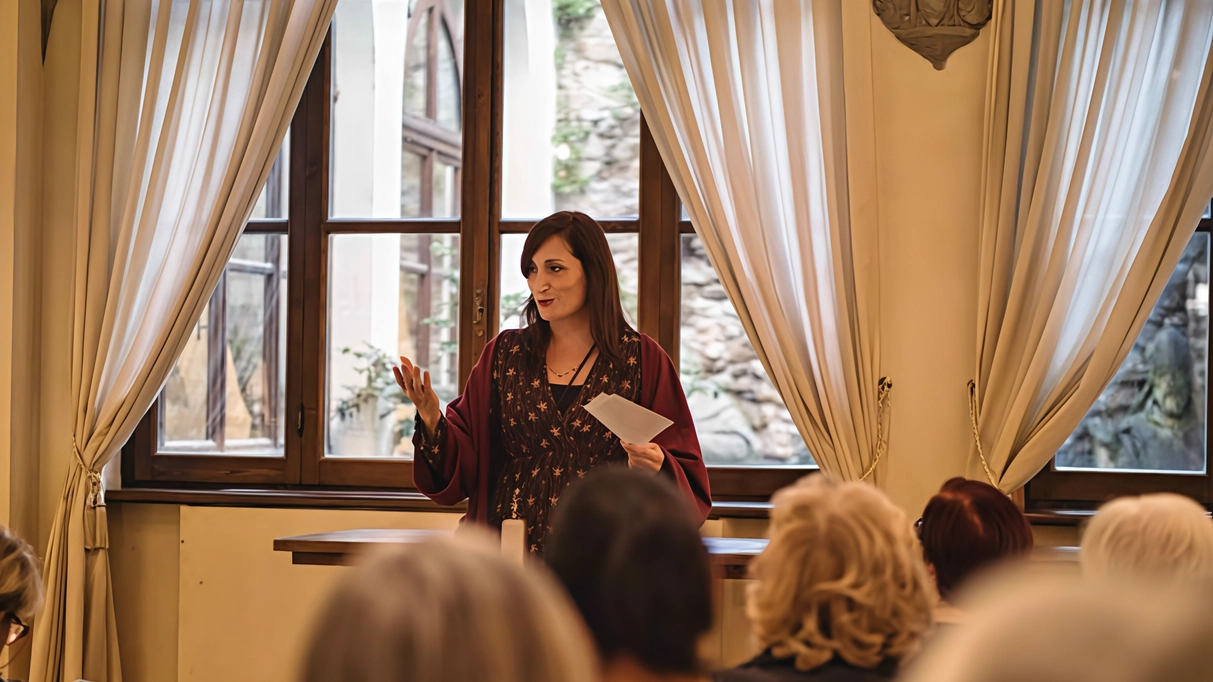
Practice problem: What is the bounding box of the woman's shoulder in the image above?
[490,328,528,352]
[630,330,664,355]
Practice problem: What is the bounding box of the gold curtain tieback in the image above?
[967,380,998,486]
[859,377,894,482]
[74,441,104,508]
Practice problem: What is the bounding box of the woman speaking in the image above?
[395,211,711,554]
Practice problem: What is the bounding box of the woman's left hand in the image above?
[621,441,664,473]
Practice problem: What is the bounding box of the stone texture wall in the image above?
[551,9,641,216]
[680,237,814,465]
[1056,235,1209,470]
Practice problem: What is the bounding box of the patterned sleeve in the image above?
[413,413,449,476]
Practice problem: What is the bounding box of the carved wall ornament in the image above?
[873,0,993,70]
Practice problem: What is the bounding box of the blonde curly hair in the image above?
[747,475,933,671]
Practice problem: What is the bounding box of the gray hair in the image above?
[1080,493,1213,580]
[299,532,598,682]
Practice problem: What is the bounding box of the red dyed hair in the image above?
[919,477,1033,599]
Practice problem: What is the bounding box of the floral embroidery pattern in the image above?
[415,329,643,555]
[491,329,640,554]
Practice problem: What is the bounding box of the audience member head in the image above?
[1080,492,1213,580]
[918,477,1033,600]
[300,532,597,682]
[900,572,1213,682]
[546,467,712,678]
[0,525,42,652]
[746,475,933,672]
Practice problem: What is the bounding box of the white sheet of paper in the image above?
[583,392,674,444]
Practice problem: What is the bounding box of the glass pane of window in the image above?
[1205,201,1211,220]
[249,129,290,219]
[680,235,813,466]
[1056,232,1209,472]
[331,0,464,218]
[501,0,640,219]
[499,232,638,330]
[437,23,461,131]
[403,10,429,119]
[162,234,288,455]
[326,233,460,458]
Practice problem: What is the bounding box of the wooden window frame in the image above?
[1026,212,1213,510]
[124,0,807,500]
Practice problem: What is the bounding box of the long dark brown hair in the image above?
[520,211,634,366]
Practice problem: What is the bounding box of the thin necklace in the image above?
[546,364,579,378]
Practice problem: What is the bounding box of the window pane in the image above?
[249,129,290,219]
[436,22,461,131]
[330,0,464,218]
[162,234,288,455]
[326,233,460,458]
[501,0,640,218]
[499,232,637,330]
[1056,232,1209,472]
[680,235,813,466]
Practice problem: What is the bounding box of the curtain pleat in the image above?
[971,0,1213,491]
[603,0,887,482]
[31,1,337,680]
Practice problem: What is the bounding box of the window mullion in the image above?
[457,0,501,386]
[294,29,332,485]
[637,116,681,363]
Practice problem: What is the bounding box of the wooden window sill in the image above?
[109,491,1135,526]
[108,488,778,519]
[107,488,465,514]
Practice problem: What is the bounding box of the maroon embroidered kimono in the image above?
[414,328,712,554]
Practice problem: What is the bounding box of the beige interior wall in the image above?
[871,17,989,515]
[0,0,45,545]
[0,0,20,531]
[108,503,182,682]
[108,504,467,682]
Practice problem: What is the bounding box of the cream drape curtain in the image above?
[602,1,887,481]
[32,1,336,680]
[971,0,1213,491]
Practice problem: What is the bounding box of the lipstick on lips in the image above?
[537,298,554,308]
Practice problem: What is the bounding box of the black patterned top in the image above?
[416,328,642,554]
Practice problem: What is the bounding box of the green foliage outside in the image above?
[334,344,401,421]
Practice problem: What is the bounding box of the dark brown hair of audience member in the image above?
[919,477,1033,600]
[546,467,712,677]
[520,211,633,366]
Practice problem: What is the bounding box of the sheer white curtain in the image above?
[602,1,888,481]
[971,0,1213,491]
[33,1,336,680]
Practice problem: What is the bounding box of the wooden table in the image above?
[274,529,1077,578]
[274,529,768,578]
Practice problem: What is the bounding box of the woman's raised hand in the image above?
[393,356,442,433]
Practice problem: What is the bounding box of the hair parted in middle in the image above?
[520,211,634,366]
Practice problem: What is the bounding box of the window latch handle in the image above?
[474,288,485,337]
